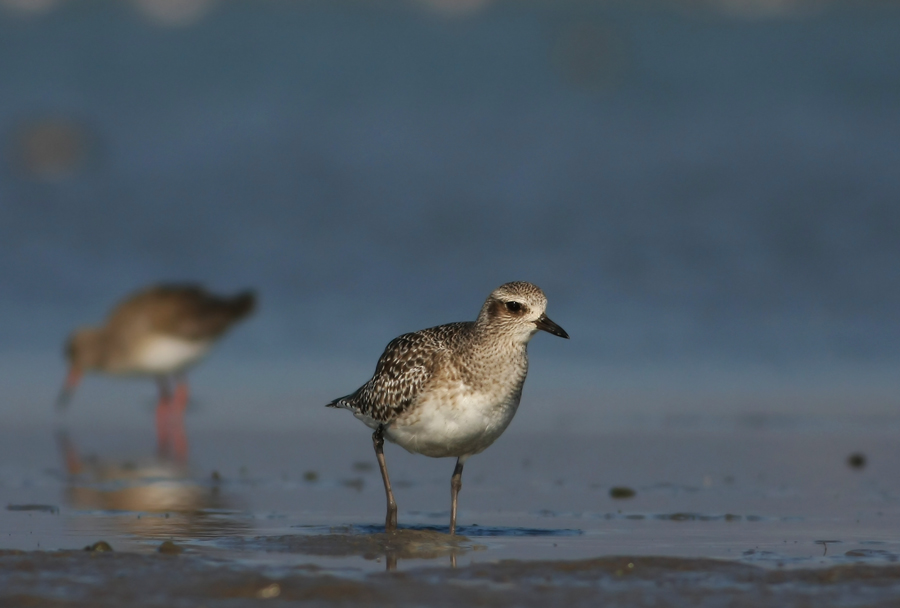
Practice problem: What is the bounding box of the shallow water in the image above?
[3,422,900,603]
[4,425,900,563]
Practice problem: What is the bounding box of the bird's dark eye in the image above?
[505,301,523,313]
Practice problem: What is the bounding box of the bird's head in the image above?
[478,281,569,343]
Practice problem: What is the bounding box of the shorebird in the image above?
[58,284,256,460]
[328,281,568,534]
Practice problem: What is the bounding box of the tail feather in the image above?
[327,396,352,410]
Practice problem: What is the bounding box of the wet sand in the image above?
[5,548,900,607]
[3,424,900,604]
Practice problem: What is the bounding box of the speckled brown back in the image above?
[328,322,474,423]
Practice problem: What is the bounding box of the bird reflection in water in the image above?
[56,429,248,541]
[246,527,476,571]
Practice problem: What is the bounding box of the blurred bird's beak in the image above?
[56,367,82,410]
[535,314,569,339]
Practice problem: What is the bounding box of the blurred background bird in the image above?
[58,284,256,461]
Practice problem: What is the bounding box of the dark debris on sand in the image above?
[4,549,900,607]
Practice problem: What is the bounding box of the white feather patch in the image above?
[133,336,211,374]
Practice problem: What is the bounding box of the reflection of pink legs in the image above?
[155,378,173,459]
[169,380,190,464]
[155,378,189,464]
[57,431,83,476]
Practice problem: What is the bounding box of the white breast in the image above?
[385,380,523,459]
[131,336,211,374]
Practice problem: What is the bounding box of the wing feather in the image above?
[328,322,471,423]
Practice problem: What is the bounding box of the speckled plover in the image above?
[59,284,256,459]
[328,281,568,534]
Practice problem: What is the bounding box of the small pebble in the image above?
[342,478,364,491]
[158,541,183,555]
[847,453,866,469]
[85,541,113,552]
[303,471,319,482]
[609,486,636,499]
[352,461,374,472]
[256,583,281,599]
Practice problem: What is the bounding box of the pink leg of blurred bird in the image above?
[168,378,190,464]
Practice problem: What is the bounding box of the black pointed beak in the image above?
[535,314,569,339]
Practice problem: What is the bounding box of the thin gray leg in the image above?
[373,425,398,532]
[449,458,464,535]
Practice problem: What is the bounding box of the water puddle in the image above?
[4,426,900,601]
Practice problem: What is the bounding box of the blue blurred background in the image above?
[1,0,898,434]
